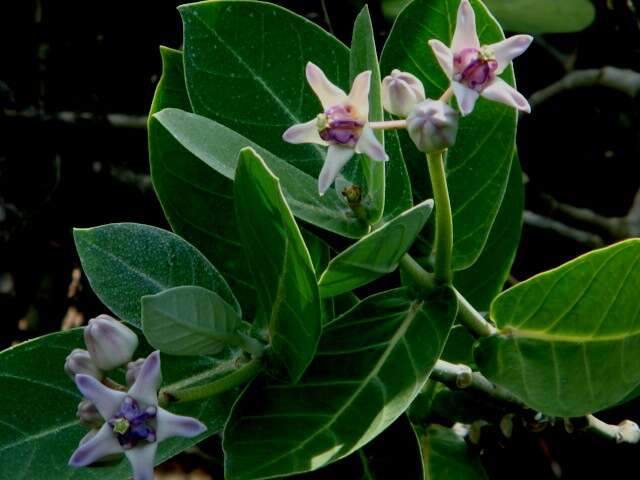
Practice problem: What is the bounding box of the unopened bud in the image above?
[125,358,146,387]
[406,99,459,153]
[64,348,102,380]
[381,69,426,117]
[76,399,103,428]
[84,314,138,371]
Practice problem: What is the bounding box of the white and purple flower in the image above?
[84,314,139,371]
[68,351,206,480]
[283,62,388,195]
[428,0,533,115]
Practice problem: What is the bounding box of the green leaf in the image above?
[74,223,239,327]
[454,153,523,310]
[423,425,488,480]
[483,0,595,33]
[0,329,238,480]
[350,6,385,224]
[441,325,477,368]
[234,148,322,382]
[475,239,640,417]
[319,199,434,298]
[380,0,517,270]
[293,415,423,479]
[154,108,369,239]
[142,285,242,356]
[223,287,458,479]
[148,47,258,317]
[383,125,414,222]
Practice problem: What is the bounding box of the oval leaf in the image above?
[475,239,640,417]
[74,223,239,326]
[423,425,489,480]
[234,148,322,382]
[142,285,242,356]
[319,199,434,298]
[223,287,458,479]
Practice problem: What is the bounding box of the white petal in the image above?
[129,351,161,406]
[318,145,354,195]
[481,78,531,113]
[75,374,126,419]
[489,35,533,74]
[155,407,207,442]
[452,0,480,52]
[68,424,121,467]
[306,62,347,110]
[124,443,157,480]
[282,118,328,146]
[428,39,454,79]
[452,82,480,116]
[347,71,371,118]
[355,125,388,162]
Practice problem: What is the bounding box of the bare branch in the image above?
[523,211,605,247]
[3,108,147,129]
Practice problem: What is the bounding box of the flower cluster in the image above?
[66,315,206,480]
[283,0,532,192]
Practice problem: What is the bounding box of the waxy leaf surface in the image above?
[483,0,595,33]
[423,426,488,480]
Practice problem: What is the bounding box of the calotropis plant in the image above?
[2,1,640,479]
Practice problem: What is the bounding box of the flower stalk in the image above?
[426,151,454,285]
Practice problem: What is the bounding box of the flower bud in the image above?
[125,358,146,387]
[84,314,139,371]
[406,99,459,153]
[76,399,103,428]
[64,348,102,380]
[381,69,426,117]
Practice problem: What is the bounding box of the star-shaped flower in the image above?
[283,62,388,195]
[428,0,533,116]
[68,351,206,480]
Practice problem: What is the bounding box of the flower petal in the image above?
[75,374,126,419]
[306,62,347,110]
[452,0,480,53]
[355,125,388,162]
[124,442,157,480]
[347,70,371,119]
[128,351,162,406]
[481,78,531,113]
[428,39,454,79]
[282,118,328,146]
[68,424,122,467]
[452,81,480,116]
[155,407,207,442]
[489,35,533,74]
[318,145,355,195]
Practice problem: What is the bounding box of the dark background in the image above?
[1,0,639,478]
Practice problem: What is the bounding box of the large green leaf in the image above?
[483,0,595,33]
[423,425,488,480]
[74,223,239,327]
[319,199,434,298]
[454,153,523,311]
[380,0,518,270]
[142,285,242,356]
[234,148,322,382]
[0,329,237,480]
[223,287,458,479]
[148,47,258,317]
[475,239,640,417]
[154,108,369,239]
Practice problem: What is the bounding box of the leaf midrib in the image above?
[499,326,640,343]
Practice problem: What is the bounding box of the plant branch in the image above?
[523,211,605,247]
[3,108,148,129]
[585,416,640,444]
[426,151,453,285]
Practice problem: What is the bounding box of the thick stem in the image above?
[426,151,453,285]
[584,416,640,444]
[159,357,263,406]
[369,119,407,130]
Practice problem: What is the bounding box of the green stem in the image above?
[159,357,264,406]
[426,151,453,285]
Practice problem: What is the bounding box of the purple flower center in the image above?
[318,105,364,147]
[108,396,157,450]
[453,48,498,92]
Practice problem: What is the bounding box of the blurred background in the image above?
[1,0,639,478]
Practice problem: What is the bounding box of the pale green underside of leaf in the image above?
[475,239,640,417]
[223,287,457,480]
[423,425,488,480]
[73,223,239,327]
[380,0,517,270]
[142,285,241,356]
[234,148,322,382]
[0,330,238,480]
[319,199,434,298]
[483,0,595,33]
